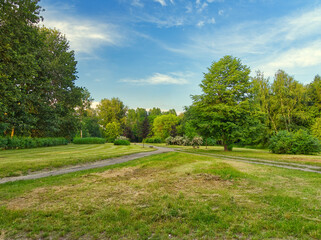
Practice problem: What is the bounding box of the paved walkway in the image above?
[0,146,174,184]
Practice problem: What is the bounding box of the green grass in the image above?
[153,144,321,167]
[0,152,320,239]
[0,143,153,178]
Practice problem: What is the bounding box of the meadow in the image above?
[0,151,320,239]
[0,143,153,178]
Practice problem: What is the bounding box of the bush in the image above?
[73,137,106,144]
[192,136,203,148]
[203,137,216,146]
[144,137,163,143]
[114,139,130,145]
[0,137,68,150]
[113,136,130,146]
[165,136,173,145]
[269,130,321,154]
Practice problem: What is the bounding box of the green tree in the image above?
[97,98,127,134]
[0,0,43,137]
[190,55,253,151]
[104,121,122,142]
[153,114,179,139]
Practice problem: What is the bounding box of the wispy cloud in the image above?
[132,0,144,7]
[120,72,190,85]
[154,0,166,6]
[41,4,124,54]
[163,5,321,78]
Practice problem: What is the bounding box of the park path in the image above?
[175,149,321,174]
[0,146,174,184]
[1,145,320,184]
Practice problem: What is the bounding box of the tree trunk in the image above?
[11,127,14,138]
[224,144,228,151]
[80,129,83,138]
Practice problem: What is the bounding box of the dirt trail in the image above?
[0,146,173,184]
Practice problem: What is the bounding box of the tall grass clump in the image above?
[73,137,106,144]
[0,137,68,150]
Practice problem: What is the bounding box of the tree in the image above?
[153,114,179,139]
[97,98,127,134]
[0,0,43,137]
[190,55,253,151]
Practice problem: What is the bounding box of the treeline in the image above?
[0,0,87,139]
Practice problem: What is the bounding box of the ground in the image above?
[0,150,320,239]
[0,143,153,178]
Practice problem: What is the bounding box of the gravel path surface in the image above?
[0,146,173,184]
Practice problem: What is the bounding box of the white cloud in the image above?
[42,5,124,54]
[218,9,224,15]
[154,0,167,6]
[120,72,189,85]
[258,41,321,75]
[208,17,215,24]
[165,5,321,73]
[197,21,205,27]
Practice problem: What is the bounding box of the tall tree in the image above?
[97,98,127,136]
[190,55,253,151]
[0,0,43,136]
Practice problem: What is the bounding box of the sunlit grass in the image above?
[152,144,321,167]
[0,152,320,239]
[0,143,153,178]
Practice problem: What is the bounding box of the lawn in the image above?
[0,152,320,239]
[0,143,153,178]
[152,144,321,167]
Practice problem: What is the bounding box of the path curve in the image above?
[0,146,174,184]
[175,149,321,174]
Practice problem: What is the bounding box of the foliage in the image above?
[0,1,83,139]
[269,130,321,154]
[153,114,179,139]
[190,55,253,151]
[104,121,122,142]
[114,139,130,145]
[191,136,203,148]
[144,137,163,143]
[0,137,67,150]
[73,137,105,144]
[312,118,321,140]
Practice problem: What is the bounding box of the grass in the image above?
[153,144,321,167]
[0,152,320,239]
[0,143,153,178]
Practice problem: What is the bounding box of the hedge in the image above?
[73,137,106,144]
[269,130,321,154]
[143,137,163,143]
[0,137,68,150]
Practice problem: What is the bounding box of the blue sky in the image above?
[41,0,321,112]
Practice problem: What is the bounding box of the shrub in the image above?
[144,137,163,143]
[0,137,68,150]
[203,137,216,146]
[73,137,106,144]
[165,136,173,145]
[114,139,130,145]
[269,130,321,154]
[192,136,203,148]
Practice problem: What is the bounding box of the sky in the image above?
[40,0,321,112]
